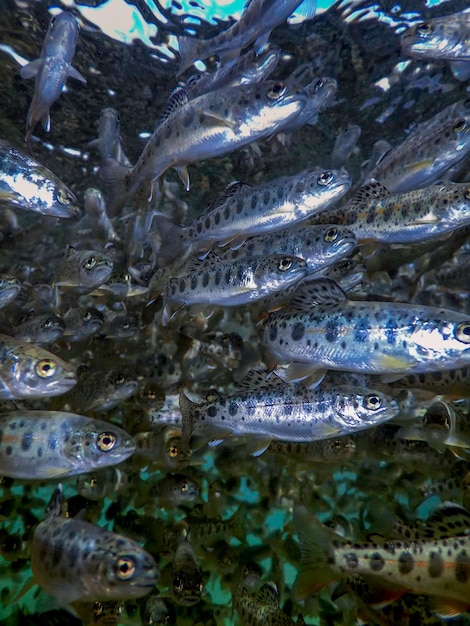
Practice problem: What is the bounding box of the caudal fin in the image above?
[293,506,338,599]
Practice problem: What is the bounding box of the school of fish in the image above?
[1,0,470,624]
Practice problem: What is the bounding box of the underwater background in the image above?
[1,0,470,624]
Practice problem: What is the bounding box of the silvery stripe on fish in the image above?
[180,371,399,450]
[0,139,79,218]
[176,0,316,76]
[101,80,307,214]
[20,11,86,141]
[0,334,76,399]
[163,253,307,323]
[0,410,135,479]
[311,181,470,244]
[155,168,351,266]
[261,278,470,375]
[32,485,158,604]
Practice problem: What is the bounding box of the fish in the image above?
[180,370,399,454]
[141,593,176,626]
[294,504,470,617]
[366,100,470,192]
[20,11,86,141]
[0,334,76,399]
[389,366,470,400]
[176,0,317,76]
[151,472,201,508]
[12,312,65,344]
[219,223,357,275]
[76,466,137,501]
[171,525,204,606]
[69,600,123,626]
[268,437,356,465]
[184,45,281,98]
[162,253,308,324]
[331,123,361,168]
[261,278,470,378]
[62,307,104,343]
[155,168,351,266]
[101,80,308,214]
[0,274,21,309]
[84,188,121,243]
[0,139,79,218]
[0,410,135,479]
[56,246,113,294]
[134,427,191,471]
[311,181,470,245]
[90,107,132,166]
[401,12,470,81]
[31,485,158,604]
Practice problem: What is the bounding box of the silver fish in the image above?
[0,334,76,399]
[57,246,113,294]
[0,274,21,309]
[401,12,470,81]
[13,312,65,344]
[91,107,132,166]
[155,168,351,266]
[32,485,158,604]
[162,253,307,324]
[0,139,79,218]
[0,410,135,479]
[261,278,470,378]
[180,370,399,453]
[84,188,121,243]
[101,80,307,214]
[20,11,86,141]
[177,0,316,76]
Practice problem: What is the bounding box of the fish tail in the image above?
[179,392,196,452]
[177,36,200,76]
[293,505,338,599]
[99,157,132,217]
[154,214,186,267]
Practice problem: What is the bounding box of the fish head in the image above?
[334,386,400,429]
[76,420,136,469]
[97,540,159,599]
[422,401,454,445]
[410,317,470,367]
[43,12,80,61]
[0,274,21,308]
[172,561,204,606]
[255,255,307,290]
[49,184,80,218]
[9,347,77,398]
[78,251,113,287]
[401,18,460,60]
[293,168,352,208]
[318,225,357,258]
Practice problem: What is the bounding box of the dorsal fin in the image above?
[45,484,64,519]
[289,278,347,311]
[206,181,252,213]
[257,581,279,607]
[236,369,285,392]
[157,88,190,125]
[349,180,391,207]
[184,250,222,273]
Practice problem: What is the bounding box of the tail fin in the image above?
[177,36,201,76]
[154,214,186,267]
[293,506,338,599]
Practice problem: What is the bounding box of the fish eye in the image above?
[318,171,334,186]
[364,394,383,410]
[455,322,470,344]
[173,576,185,592]
[416,22,433,36]
[267,82,287,100]
[92,602,103,617]
[84,256,96,270]
[325,227,338,242]
[181,482,188,492]
[453,118,467,133]
[168,443,180,458]
[97,432,117,452]
[333,439,343,449]
[115,556,136,580]
[278,256,293,271]
[313,78,324,91]
[36,358,58,378]
[114,373,125,385]
[57,188,73,205]
[465,187,470,200]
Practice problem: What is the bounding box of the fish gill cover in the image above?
[1,0,470,624]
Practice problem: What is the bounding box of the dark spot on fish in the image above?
[456,551,470,583]
[269,326,277,341]
[427,551,444,578]
[215,269,222,286]
[224,206,230,220]
[291,322,304,341]
[228,403,238,417]
[398,552,414,574]
[369,552,385,571]
[214,213,220,225]
[325,320,338,343]
[179,279,186,292]
[21,432,33,451]
[204,217,211,229]
[354,318,370,343]
[345,553,358,568]
[236,199,244,214]
[5,446,12,456]
[207,406,217,418]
